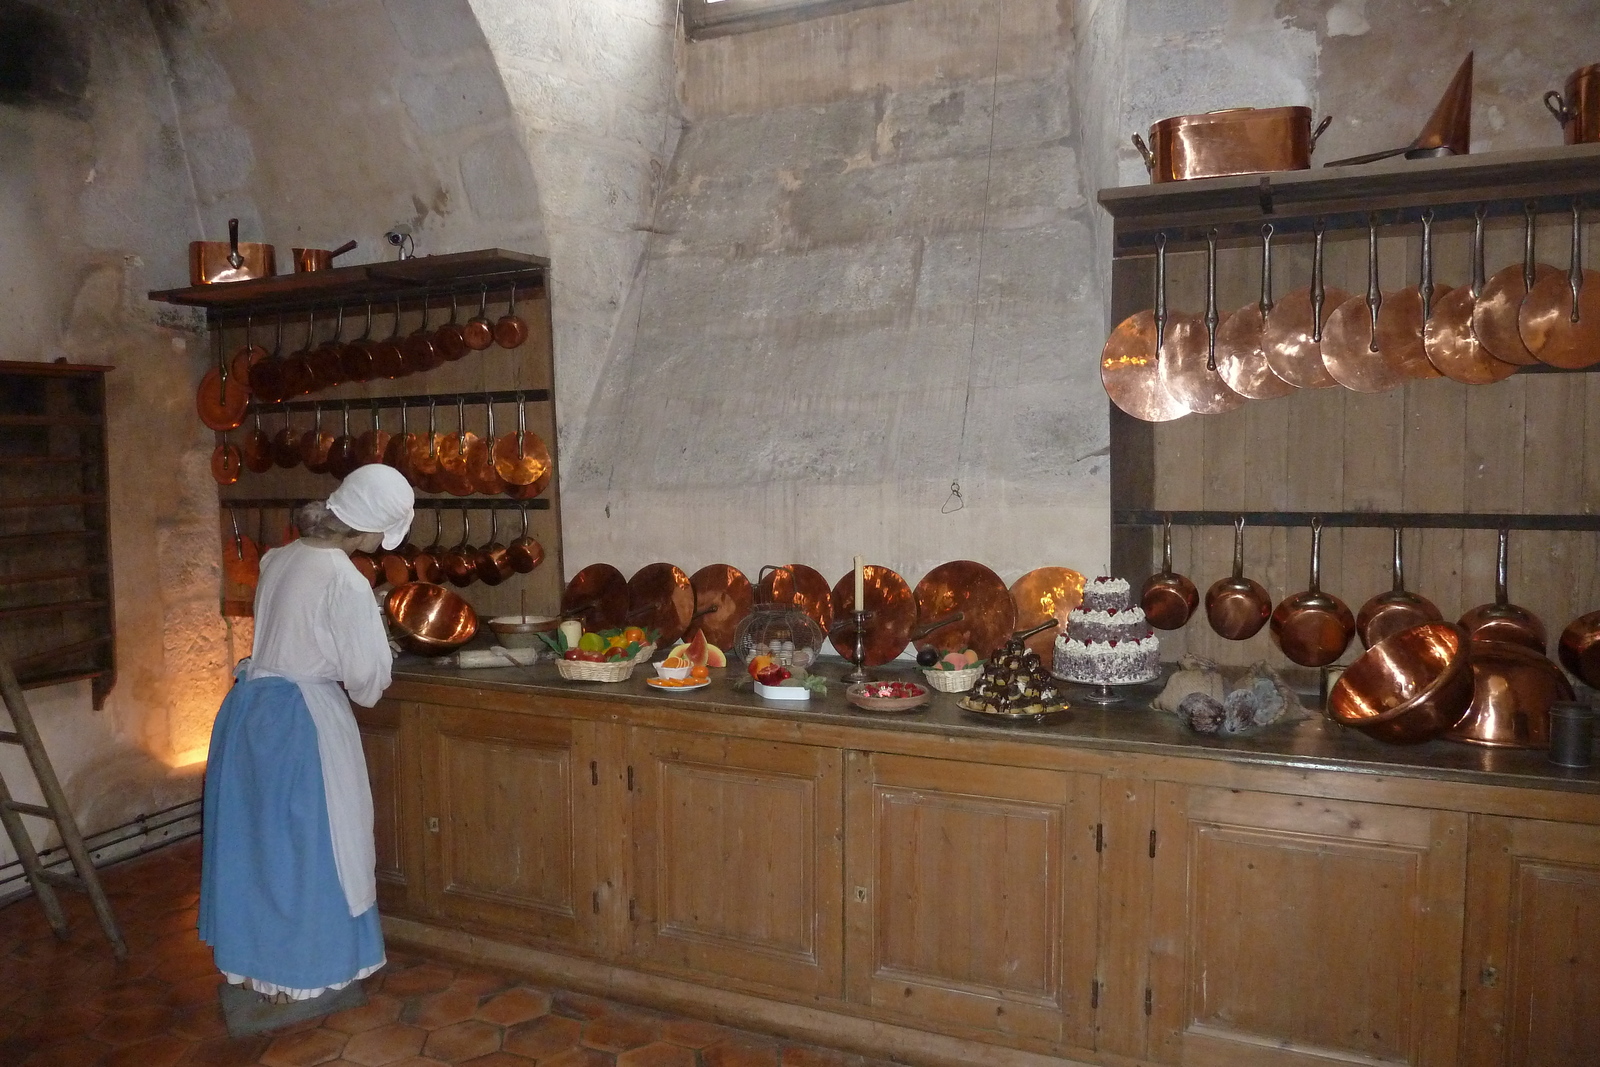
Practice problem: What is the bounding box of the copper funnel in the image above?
[1325,53,1472,167]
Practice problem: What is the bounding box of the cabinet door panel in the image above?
[1151,784,1465,1067]
[419,703,599,950]
[355,698,419,914]
[1463,817,1600,1067]
[629,730,843,997]
[845,753,1099,1048]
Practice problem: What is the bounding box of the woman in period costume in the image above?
[199,464,414,1001]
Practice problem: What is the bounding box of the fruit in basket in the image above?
[916,646,939,667]
[622,626,648,646]
[578,632,605,654]
[937,649,980,670]
[747,654,774,679]
[756,665,791,687]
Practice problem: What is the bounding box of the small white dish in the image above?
[754,680,811,701]
[645,677,711,691]
[654,661,692,680]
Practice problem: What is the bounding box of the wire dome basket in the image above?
[731,566,825,669]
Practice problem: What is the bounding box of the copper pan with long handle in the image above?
[1270,518,1355,667]
[1205,516,1272,641]
[1141,516,1199,630]
[1473,203,1559,366]
[1356,528,1443,649]
[1425,207,1517,384]
[1392,210,1447,380]
[1459,528,1546,652]
[1101,233,1190,422]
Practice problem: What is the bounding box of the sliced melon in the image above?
[685,629,708,668]
[704,642,727,668]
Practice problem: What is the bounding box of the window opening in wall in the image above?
[683,0,913,40]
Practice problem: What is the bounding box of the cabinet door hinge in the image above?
[592,890,600,915]
[628,897,637,922]
[1148,828,1157,858]
[1145,987,1152,1016]
[1095,823,1104,853]
[627,765,634,791]
[590,760,598,786]
[1090,979,1100,1010]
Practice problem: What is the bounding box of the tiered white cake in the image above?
[1052,576,1161,685]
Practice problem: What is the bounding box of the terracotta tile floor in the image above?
[0,840,895,1067]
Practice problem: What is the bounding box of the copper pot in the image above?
[1133,107,1331,183]
[1141,517,1199,630]
[291,240,357,273]
[1459,528,1546,652]
[1445,639,1574,748]
[1545,63,1600,144]
[1558,610,1600,688]
[1205,516,1272,640]
[386,582,478,656]
[1270,519,1355,668]
[190,218,275,285]
[474,510,513,587]
[1356,528,1442,649]
[1326,622,1473,744]
[507,509,544,574]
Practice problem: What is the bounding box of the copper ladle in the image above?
[475,510,512,587]
[1322,215,1408,393]
[1458,528,1546,652]
[412,508,446,585]
[495,282,529,349]
[1102,232,1191,422]
[1474,202,1558,366]
[1160,229,1244,414]
[508,508,544,574]
[1206,515,1272,640]
[1216,223,1295,400]
[1270,518,1355,668]
[442,511,478,588]
[1356,527,1443,649]
[1262,218,1349,389]
[463,286,494,351]
[1425,206,1517,384]
[1141,516,1199,630]
[1519,199,1600,369]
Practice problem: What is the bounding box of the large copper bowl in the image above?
[1558,610,1600,688]
[1445,640,1575,748]
[386,582,478,656]
[1326,623,1473,744]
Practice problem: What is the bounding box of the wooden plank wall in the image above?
[213,285,565,623]
[1135,217,1600,671]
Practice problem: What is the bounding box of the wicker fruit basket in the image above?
[922,665,983,693]
[556,657,636,683]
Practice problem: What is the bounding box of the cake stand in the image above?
[1053,673,1157,706]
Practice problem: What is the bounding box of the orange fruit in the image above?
[690,665,710,681]
[621,626,647,646]
[747,654,773,680]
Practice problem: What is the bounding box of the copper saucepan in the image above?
[442,511,479,588]
[1356,528,1442,649]
[291,240,357,273]
[190,217,275,285]
[1458,528,1546,652]
[1445,639,1575,749]
[1270,518,1355,668]
[1132,107,1331,183]
[1558,609,1600,688]
[475,510,513,587]
[1206,516,1272,641]
[508,509,544,575]
[412,508,446,585]
[1545,62,1600,145]
[1141,516,1199,630]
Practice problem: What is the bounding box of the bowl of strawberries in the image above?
[846,680,930,713]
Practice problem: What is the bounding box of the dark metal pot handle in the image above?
[1545,90,1574,125]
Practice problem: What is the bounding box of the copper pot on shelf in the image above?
[1132,107,1331,183]
[1545,62,1600,144]
[291,240,357,273]
[1558,610,1600,689]
[190,218,275,285]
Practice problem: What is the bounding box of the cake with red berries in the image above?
[1053,576,1160,685]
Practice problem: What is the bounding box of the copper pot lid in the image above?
[210,438,242,485]
[1385,210,1447,380]
[1356,528,1443,649]
[913,560,1017,657]
[1261,221,1349,389]
[689,564,753,650]
[1140,518,1198,631]
[830,565,916,667]
[1474,204,1559,366]
[1205,516,1272,641]
[1160,231,1245,415]
[1425,208,1519,384]
[1102,234,1191,423]
[757,564,835,636]
[1009,566,1085,668]
[1558,609,1600,688]
[197,345,249,432]
[1446,639,1574,748]
[1518,201,1600,369]
[494,400,552,490]
[1269,519,1355,668]
[1458,528,1546,652]
[1321,218,1409,393]
[563,563,629,631]
[1216,224,1296,400]
[627,563,695,646]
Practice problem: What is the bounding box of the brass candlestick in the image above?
[844,609,873,684]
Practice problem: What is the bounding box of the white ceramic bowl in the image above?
[754,680,811,701]
[654,660,693,680]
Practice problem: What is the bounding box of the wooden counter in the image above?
[364,661,1600,1067]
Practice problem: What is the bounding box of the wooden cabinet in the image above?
[1148,784,1468,1067]
[414,701,604,952]
[843,752,1100,1049]
[356,699,418,913]
[627,728,844,998]
[1461,817,1600,1067]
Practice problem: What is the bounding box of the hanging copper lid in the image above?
[830,565,916,667]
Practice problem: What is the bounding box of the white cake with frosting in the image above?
[1053,576,1160,685]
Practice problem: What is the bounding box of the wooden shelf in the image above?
[1097,143,1600,255]
[0,415,105,428]
[148,248,549,320]
[0,567,107,588]
[0,530,96,548]
[0,599,109,621]
[0,494,104,510]
[1114,510,1600,532]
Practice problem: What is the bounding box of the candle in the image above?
[853,555,865,613]
[559,619,583,651]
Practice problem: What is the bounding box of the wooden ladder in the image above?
[0,657,127,959]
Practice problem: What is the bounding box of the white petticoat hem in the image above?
[223,957,386,1002]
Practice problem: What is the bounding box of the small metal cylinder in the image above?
[1548,700,1595,768]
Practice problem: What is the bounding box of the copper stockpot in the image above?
[1270,519,1355,668]
[1356,528,1442,649]
[1558,610,1600,688]
[1133,107,1331,183]
[1445,639,1574,748]
[1326,622,1473,744]
[1141,517,1199,630]
[190,218,275,285]
[1205,516,1272,641]
[386,582,478,656]
[1545,63,1600,144]
[1458,528,1546,652]
[291,240,357,273]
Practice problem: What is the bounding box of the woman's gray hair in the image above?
[294,500,359,540]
